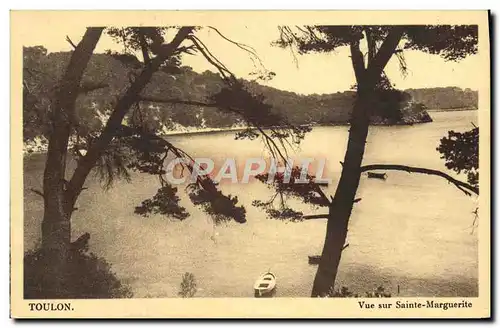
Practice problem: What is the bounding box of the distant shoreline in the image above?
[23,108,477,155]
[426,107,478,112]
[164,108,478,138]
[22,121,427,155]
[166,117,436,138]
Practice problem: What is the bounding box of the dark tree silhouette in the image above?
[273,25,479,296]
[38,28,104,297]
[437,127,479,187]
[27,26,307,297]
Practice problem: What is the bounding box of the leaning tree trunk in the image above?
[40,126,74,298]
[310,27,404,297]
[310,88,372,297]
[39,28,103,298]
[37,27,194,298]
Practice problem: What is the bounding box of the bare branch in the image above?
[207,26,260,60]
[394,48,408,78]
[66,36,77,49]
[470,207,479,234]
[137,29,151,64]
[184,33,301,163]
[314,186,331,206]
[207,26,269,75]
[30,188,44,198]
[349,39,366,83]
[256,126,288,163]
[277,26,300,68]
[366,27,404,81]
[66,27,195,204]
[360,164,478,196]
[139,95,297,164]
[303,214,329,220]
[70,232,90,251]
[365,28,376,64]
[188,35,236,84]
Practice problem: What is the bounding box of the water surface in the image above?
[23,110,479,297]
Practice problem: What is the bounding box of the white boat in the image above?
[253,272,277,297]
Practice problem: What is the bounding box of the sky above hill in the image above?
[20,25,481,95]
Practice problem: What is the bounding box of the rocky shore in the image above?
[23,115,433,156]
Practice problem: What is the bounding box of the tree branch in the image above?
[66,36,77,49]
[188,35,236,84]
[30,188,45,198]
[137,29,151,65]
[207,26,268,73]
[314,186,331,207]
[360,164,478,196]
[65,27,195,206]
[366,27,404,81]
[349,39,365,83]
[365,28,376,65]
[45,27,104,215]
[303,214,329,220]
[138,95,295,164]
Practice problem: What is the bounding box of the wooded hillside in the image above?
[24,47,475,142]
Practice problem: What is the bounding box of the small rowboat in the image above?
[254,272,277,297]
[367,172,387,180]
[308,255,321,265]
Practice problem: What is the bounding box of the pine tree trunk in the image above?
[311,88,372,297]
[38,28,103,297]
[310,28,403,297]
[41,148,72,297]
[35,28,194,297]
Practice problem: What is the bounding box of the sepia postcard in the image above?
[10,10,490,319]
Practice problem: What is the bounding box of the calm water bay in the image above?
[23,110,479,297]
